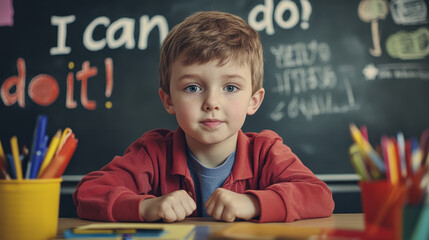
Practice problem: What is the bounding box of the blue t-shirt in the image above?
[186,148,236,217]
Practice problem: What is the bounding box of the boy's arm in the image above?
[73,144,156,222]
[139,190,196,222]
[205,188,260,222]
[245,138,335,223]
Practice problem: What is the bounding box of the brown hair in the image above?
[159,11,263,95]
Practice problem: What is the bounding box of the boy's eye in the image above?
[184,85,201,93]
[224,85,238,92]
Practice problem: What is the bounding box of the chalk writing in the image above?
[1,58,25,107]
[50,15,75,55]
[2,4,312,112]
[269,41,359,121]
[386,27,429,60]
[105,58,113,98]
[50,15,168,55]
[28,74,60,106]
[1,58,114,110]
[270,67,358,121]
[272,66,337,95]
[358,0,389,57]
[270,85,358,121]
[363,63,429,80]
[248,0,312,35]
[270,41,330,68]
[390,0,428,25]
[76,61,98,110]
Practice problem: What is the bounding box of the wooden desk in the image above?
[57,214,364,239]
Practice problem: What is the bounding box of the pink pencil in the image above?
[360,125,369,141]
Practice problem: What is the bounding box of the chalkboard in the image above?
[1,0,429,176]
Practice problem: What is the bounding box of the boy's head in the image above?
[159,11,263,96]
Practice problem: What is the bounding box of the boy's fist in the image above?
[205,188,260,222]
[139,190,196,222]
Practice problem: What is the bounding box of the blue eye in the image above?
[224,85,238,92]
[184,85,201,93]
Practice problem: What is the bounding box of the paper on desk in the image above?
[63,223,195,240]
[210,222,321,240]
[209,222,365,240]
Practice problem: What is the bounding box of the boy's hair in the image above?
[159,11,263,95]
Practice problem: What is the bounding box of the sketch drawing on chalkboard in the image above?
[386,27,429,60]
[390,0,428,25]
[358,0,390,57]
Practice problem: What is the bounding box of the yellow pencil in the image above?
[387,139,399,185]
[349,144,371,181]
[349,124,385,174]
[0,139,7,169]
[56,128,72,154]
[10,136,23,180]
[37,130,62,178]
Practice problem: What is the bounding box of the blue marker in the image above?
[26,115,48,178]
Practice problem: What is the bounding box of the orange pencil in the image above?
[392,138,404,183]
[37,130,62,178]
[40,134,77,178]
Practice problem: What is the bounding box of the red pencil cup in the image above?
[359,181,406,240]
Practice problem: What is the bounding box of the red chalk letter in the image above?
[66,72,77,109]
[105,58,113,97]
[28,74,60,106]
[76,61,97,110]
[1,58,26,107]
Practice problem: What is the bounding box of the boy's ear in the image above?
[159,88,176,115]
[247,88,265,115]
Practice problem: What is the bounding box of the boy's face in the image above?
[160,56,264,147]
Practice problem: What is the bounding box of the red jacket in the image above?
[73,128,334,222]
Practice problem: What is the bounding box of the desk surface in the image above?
[57,214,364,239]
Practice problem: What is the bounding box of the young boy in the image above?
[73,11,334,223]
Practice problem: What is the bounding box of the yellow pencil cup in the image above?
[0,178,62,240]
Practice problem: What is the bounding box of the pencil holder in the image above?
[359,181,406,240]
[403,203,429,240]
[0,178,62,240]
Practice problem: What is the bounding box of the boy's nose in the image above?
[202,91,220,111]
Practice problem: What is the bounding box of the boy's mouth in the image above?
[200,119,223,127]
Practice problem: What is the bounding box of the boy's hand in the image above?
[139,190,196,222]
[205,188,260,222]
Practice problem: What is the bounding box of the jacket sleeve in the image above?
[245,133,335,222]
[72,141,156,222]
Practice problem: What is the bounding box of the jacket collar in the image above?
[170,128,253,181]
[232,130,253,181]
[171,128,189,176]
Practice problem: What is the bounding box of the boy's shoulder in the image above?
[244,129,283,144]
[241,130,293,159]
[137,129,176,144]
[126,129,177,154]
[141,128,175,138]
